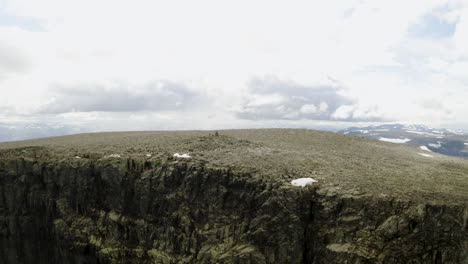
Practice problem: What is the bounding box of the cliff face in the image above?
[0,151,466,264]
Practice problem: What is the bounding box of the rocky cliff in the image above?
[0,130,467,263]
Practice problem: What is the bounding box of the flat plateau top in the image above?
[0,129,467,205]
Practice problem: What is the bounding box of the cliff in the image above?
[0,129,467,263]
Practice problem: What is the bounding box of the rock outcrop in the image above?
[0,148,466,263]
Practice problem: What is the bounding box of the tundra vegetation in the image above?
[0,129,466,263]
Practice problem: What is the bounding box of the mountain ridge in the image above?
[339,124,468,158]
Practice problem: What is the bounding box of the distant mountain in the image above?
[0,123,85,143]
[339,124,468,158]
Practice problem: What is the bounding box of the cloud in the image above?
[38,80,204,114]
[0,9,45,31]
[0,41,30,78]
[408,11,457,39]
[0,0,467,131]
[453,4,468,57]
[0,105,14,115]
[236,76,385,122]
[418,98,445,110]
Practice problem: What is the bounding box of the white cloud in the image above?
[236,76,385,121]
[36,80,203,114]
[300,104,318,114]
[0,0,468,135]
[453,6,468,56]
[332,105,355,120]
[319,102,329,113]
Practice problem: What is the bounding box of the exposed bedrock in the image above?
[0,157,466,263]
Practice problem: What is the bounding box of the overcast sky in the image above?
[1,0,468,140]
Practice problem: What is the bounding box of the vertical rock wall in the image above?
[0,156,466,263]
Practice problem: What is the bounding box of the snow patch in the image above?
[108,154,121,158]
[353,129,369,134]
[146,154,152,157]
[173,153,191,158]
[291,178,317,187]
[75,156,81,159]
[379,137,411,144]
[447,129,465,135]
[418,153,433,158]
[419,146,431,152]
[428,142,442,148]
[406,130,440,137]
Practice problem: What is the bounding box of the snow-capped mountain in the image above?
[339,124,468,158]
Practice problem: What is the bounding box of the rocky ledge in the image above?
[0,150,466,263]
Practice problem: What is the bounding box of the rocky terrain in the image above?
[0,129,467,263]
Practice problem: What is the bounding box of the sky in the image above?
[1,0,468,141]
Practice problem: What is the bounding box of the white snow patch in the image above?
[419,146,431,152]
[146,154,152,157]
[378,137,411,144]
[418,153,433,158]
[291,178,317,187]
[447,129,465,135]
[353,129,369,134]
[75,156,81,159]
[108,154,121,158]
[428,142,442,148]
[173,153,191,158]
[406,130,425,135]
[406,130,440,137]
